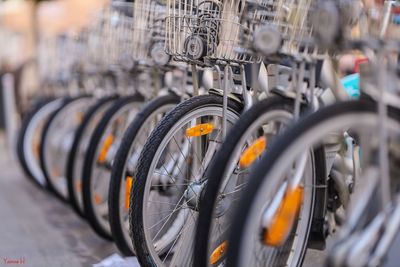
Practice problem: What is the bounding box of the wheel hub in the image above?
[184,180,205,211]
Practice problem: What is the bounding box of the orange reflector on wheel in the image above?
[263,186,304,247]
[75,181,82,192]
[185,123,214,137]
[75,112,84,124]
[239,137,267,168]
[125,176,133,210]
[52,167,61,177]
[33,143,40,158]
[97,134,114,163]
[94,193,103,205]
[209,241,228,265]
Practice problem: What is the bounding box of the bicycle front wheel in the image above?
[109,93,180,255]
[17,97,63,187]
[130,94,243,267]
[40,95,92,201]
[194,95,305,267]
[226,100,400,267]
[82,95,143,239]
[66,95,118,217]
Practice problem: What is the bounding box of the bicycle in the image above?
[325,1,400,266]
[225,1,400,266]
[128,0,266,265]
[192,0,345,265]
[80,1,184,241]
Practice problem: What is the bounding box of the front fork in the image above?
[308,133,360,249]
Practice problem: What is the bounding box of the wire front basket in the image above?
[38,34,82,84]
[166,0,261,65]
[132,0,170,66]
[249,0,324,59]
[89,1,136,69]
[91,0,172,69]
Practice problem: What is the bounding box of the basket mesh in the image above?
[253,0,322,58]
[166,0,262,65]
[132,1,168,63]
[100,2,136,67]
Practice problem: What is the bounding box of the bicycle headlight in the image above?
[119,53,135,70]
[184,35,207,60]
[253,25,282,56]
[150,43,171,66]
[312,1,340,48]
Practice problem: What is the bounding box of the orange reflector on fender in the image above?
[263,186,304,247]
[97,134,114,163]
[125,176,133,210]
[185,123,214,137]
[239,137,267,168]
[209,241,228,265]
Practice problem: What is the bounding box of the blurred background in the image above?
[0,1,139,266]
[0,0,107,141]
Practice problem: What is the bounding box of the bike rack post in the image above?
[2,73,19,159]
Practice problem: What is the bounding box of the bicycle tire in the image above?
[39,96,79,200]
[130,94,243,267]
[16,96,57,187]
[194,95,306,267]
[226,99,400,267]
[82,94,144,240]
[66,95,118,217]
[109,93,181,255]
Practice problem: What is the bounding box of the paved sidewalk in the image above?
[0,135,327,267]
[0,141,119,267]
